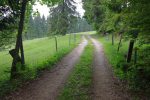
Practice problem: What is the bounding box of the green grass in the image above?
[0,34,81,97]
[58,42,93,100]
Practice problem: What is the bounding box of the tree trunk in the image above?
[20,36,25,68]
[126,40,135,63]
[10,0,27,79]
[117,34,123,52]
[9,49,21,79]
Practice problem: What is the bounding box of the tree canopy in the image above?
[83,0,150,44]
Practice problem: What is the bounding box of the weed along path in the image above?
[90,37,130,100]
[5,37,88,100]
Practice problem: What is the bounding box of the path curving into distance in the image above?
[4,37,88,100]
[90,37,131,100]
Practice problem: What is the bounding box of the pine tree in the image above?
[48,0,77,35]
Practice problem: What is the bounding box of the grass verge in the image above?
[58,42,93,100]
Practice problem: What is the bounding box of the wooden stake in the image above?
[117,34,123,52]
[127,40,135,63]
[55,36,58,52]
[134,48,138,64]
[69,33,71,46]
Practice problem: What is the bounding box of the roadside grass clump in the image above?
[0,34,81,98]
[58,42,93,100]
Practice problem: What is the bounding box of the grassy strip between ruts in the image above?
[58,42,93,100]
[0,34,82,98]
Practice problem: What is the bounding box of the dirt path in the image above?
[90,37,130,100]
[5,37,88,100]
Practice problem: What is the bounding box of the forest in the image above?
[0,0,150,100]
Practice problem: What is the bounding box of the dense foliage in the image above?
[0,0,20,47]
[83,0,150,39]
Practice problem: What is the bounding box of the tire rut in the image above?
[90,37,130,100]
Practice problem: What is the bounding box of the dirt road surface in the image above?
[4,38,87,100]
[91,37,130,100]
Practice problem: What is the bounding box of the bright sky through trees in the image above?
[33,0,85,18]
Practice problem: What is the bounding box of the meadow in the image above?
[0,34,81,83]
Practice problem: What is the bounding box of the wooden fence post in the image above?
[117,34,123,52]
[55,36,58,52]
[134,47,138,64]
[126,40,135,63]
[69,33,71,47]
[74,33,76,44]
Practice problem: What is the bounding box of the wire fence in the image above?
[0,33,82,82]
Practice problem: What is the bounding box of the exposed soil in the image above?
[2,36,134,100]
[4,37,87,100]
[90,37,131,100]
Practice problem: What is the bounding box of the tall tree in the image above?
[48,0,77,35]
[9,0,28,79]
